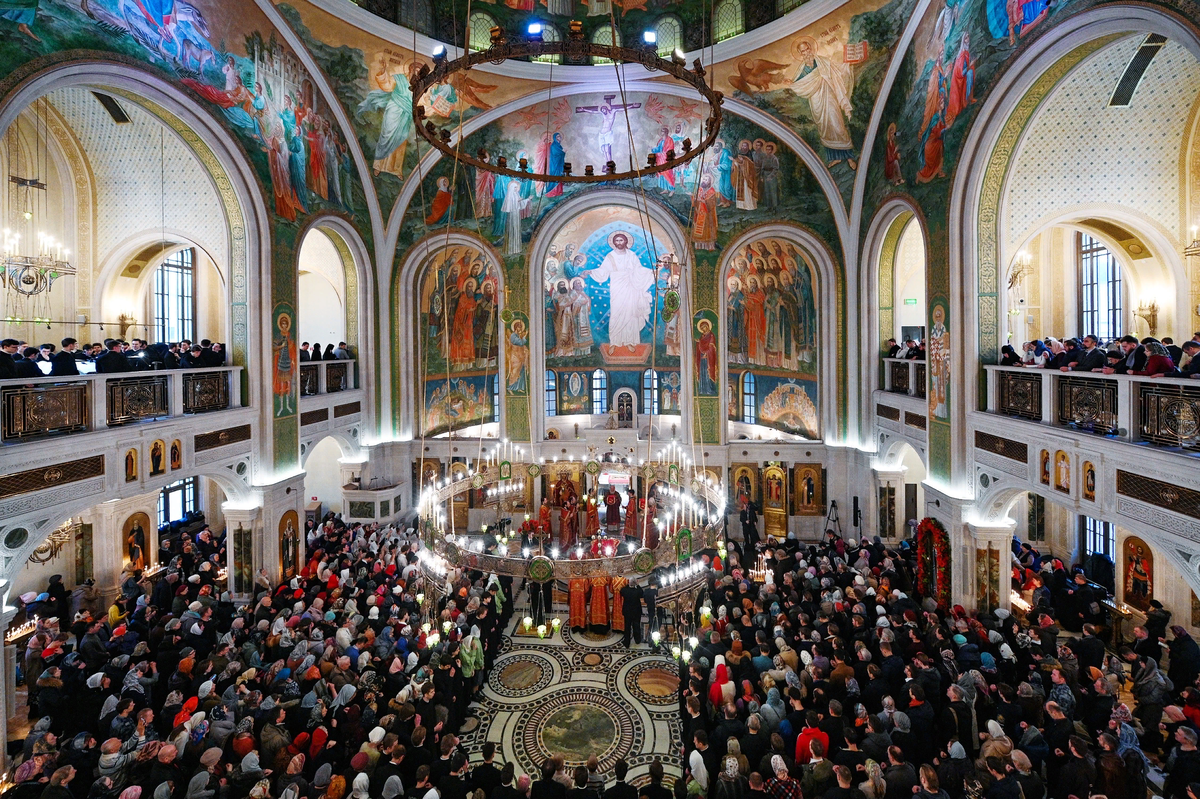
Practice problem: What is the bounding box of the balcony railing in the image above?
[883,357,926,399]
[299,360,356,397]
[986,365,1200,451]
[0,367,242,444]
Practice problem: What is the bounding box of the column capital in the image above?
[221,505,262,525]
[967,520,1017,543]
[873,467,906,482]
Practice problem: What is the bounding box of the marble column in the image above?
[968,522,1017,615]
[920,484,971,608]
[1,580,14,778]
[221,506,261,602]
[872,467,905,539]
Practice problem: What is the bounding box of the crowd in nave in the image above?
[8,517,1200,799]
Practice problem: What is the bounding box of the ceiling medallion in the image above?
[410,24,723,184]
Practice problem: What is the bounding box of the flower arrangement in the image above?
[916,516,951,610]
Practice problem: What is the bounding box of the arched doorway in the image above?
[298,228,347,357]
[893,219,927,346]
[303,435,354,516]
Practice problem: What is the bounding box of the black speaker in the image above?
[852,496,862,527]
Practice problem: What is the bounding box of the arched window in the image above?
[643,369,660,415]
[591,369,608,414]
[154,247,195,344]
[741,372,756,424]
[545,370,558,416]
[399,0,434,35]
[1078,233,1123,342]
[490,375,500,420]
[775,0,803,13]
[654,16,683,56]
[712,0,744,42]
[158,477,199,527]
[591,24,620,65]
[533,24,562,63]
[468,11,495,52]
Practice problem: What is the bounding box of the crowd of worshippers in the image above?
[4,515,522,799]
[884,340,925,361]
[0,337,229,377]
[675,534,1200,799]
[12,522,1200,799]
[997,332,1200,378]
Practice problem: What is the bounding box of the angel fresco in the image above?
[357,56,416,178]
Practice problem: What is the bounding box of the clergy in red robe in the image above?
[568,577,589,631]
[588,575,610,630]
[610,576,628,633]
[604,491,621,529]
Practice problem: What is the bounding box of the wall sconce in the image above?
[1185,225,1200,258]
[118,313,137,338]
[1135,301,1159,336]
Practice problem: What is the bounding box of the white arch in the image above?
[860,198,926,436]
[94,231,227,336]
[524,188,692,443]
[296,214,378,438]
[946,7,1200,496]
[717,222,840,443]
[0,62,276,472]
[999,206,1188,342]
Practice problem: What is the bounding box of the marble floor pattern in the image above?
[462,618,683,786]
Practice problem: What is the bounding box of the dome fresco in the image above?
[0,0,1189,470]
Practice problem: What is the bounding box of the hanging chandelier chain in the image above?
[409,35,723,184]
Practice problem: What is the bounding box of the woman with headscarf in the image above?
[760,687,786,732]
[1134,340,1179,376]
[858,760,887,799]
[976,719,1013,768]
[276,753,309,797]
[350,773,371,799]
[709,661,732,708]
[715,756,748,799]
[935,742,974,799]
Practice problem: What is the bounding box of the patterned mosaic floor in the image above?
[461,619,683,786]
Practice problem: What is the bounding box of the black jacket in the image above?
[1070,347,1106,372]
[14,357,41,378]
[50,349,80,376]
[95,350,132,373]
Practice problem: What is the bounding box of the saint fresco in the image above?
[418,243,501,434]
[725,234,819,438]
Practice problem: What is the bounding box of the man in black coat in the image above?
[620,582,643,647]
[1062,334,1106,372]
[50,338,81,376]
[95,341,132,373]
[469,743,504,798]
[1070,624,1106,674]
[0,337,18,378]
[14,347,42,377]
[740,498,760,551]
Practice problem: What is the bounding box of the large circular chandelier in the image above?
[410,24,724,184]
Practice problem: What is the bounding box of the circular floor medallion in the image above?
[517,687,642,772]
[582,653,604,666]
[488,652,555,698]
[459,716,480,733]
[625,661,679,705]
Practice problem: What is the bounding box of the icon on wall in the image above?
[125,448,138,483]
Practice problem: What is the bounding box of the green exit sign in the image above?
[903,298,918,305]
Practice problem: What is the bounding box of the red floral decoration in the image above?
[916,517,951,610]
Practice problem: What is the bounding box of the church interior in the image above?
[2,0,1200,796]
